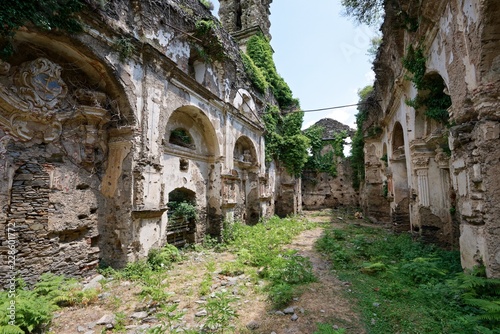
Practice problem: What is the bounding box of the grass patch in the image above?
[316,223,500,333]
[224,215,317,307]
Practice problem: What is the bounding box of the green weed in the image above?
[316,223,500,333]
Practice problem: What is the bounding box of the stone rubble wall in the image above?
[0,0,294,285]
[366,0,500,277]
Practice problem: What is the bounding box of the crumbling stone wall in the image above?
[366,0,500,276]
[301,119,358,210]
[0,0,282,285]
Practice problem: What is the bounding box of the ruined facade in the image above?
[0,0,290,285]
[363,0,500,277]
[302,119,358,210]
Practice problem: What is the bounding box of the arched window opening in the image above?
[169,128,195,149]
[412,72,451,125]
[392,122,405,155]
[167,188,197,247]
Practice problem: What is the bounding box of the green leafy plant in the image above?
[402,45,451,124]
[112,311,127,332]
[169,201,197,221]
[303,127,348,177]
[0,274,100,333]
[0,0,85,58]
[266,282,295,308]
[246,34,298,110]
[240,51,269,93]
[169,128,194,148]
[146,303,186,333]
[204,291,238,332]
[314,218,500,333]
[268,250,316,284]
[147,244,183,270]
[350,85,373,189]
[193,19,225,61]
[199,0,214,10]
[113,37,135,62]
[314,323,347,334]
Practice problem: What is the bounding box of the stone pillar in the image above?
[416,168,430,207]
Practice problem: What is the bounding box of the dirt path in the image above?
[252,226,364,333]
[50,210,364,333]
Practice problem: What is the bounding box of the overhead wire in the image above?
[259,100,380,115]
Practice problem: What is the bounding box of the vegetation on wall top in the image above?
[193,18,225,62]
[245,33,299,110]
[0,0,85,58]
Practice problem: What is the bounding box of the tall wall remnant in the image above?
[364,0,500,277]
[302,119,358,210]
[0,0,288,285]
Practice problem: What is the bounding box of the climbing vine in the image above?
[261,105,310,177]
[303,126,348,177]
[245,34,299,110]
[243,34,309,176]
[402,45,452,124]
[350,85,373,189]
[241,52,269,93]
[0,0,85,58]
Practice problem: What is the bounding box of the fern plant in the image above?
[454,267,500,328]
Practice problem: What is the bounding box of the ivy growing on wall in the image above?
[241,51,269,93]
[0,0,85,58]
[245,34,299,110]
[261,105,310,177]
[402,45,452,124]
[242,33,310,177]
[350,85,373,189]
[303,126,348,177]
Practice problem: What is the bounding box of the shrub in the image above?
[148,244,183,270]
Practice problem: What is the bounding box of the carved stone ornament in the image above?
[0,58,111,168]
[12,57,68,117]
[412,156,430,169]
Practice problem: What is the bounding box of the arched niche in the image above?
[0,35,137,278]
[165,106,220,157]
[6,32,136,125]
[233,135,258,165]
[392,122,405,155]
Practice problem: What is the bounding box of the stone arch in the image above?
[414,72,451,126]
[165,106,220,157]
[0,34,138,273]
[233,135,260,224]
[8,32,136,125]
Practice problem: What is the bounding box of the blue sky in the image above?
[212,1,377,130]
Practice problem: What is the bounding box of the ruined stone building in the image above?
[362,0,500,277]
[302,118,358,210]
[0,0,297,284]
